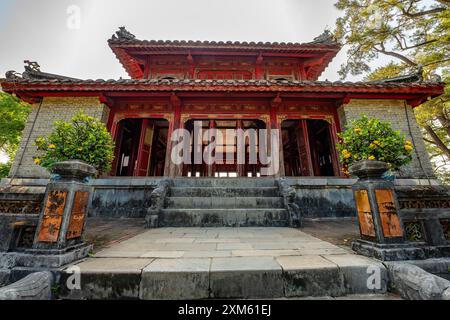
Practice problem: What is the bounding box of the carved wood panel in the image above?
[375,189,403,238]
[37,190,67,243]
[354,190,376,238]
[67,191,89,240]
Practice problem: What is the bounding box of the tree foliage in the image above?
[34,112,115,175]
[334,0,450,181]
[337,115,413,174]
[0,92,31,178]
[335,0,449,78]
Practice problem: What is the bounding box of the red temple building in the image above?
[0,28,443,181]
[1,28,450,300]
[0,28,443,226]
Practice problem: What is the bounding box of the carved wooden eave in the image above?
[0,78,443,109]
[108,38,342,81]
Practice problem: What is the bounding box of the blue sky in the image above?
[0,0,393,82]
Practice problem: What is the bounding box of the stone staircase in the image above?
[158,178,290,227]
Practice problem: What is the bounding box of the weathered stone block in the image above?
[0,269,10,286]
[59,258,153,300]
[0,271,53,300]
[210,257,283,298]
[386,261,450,300]
[323,254,388,294]
[140,258,210,300]
[277,255,345,297]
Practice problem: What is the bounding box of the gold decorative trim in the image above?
[259,114,270,124]
[277,115,288,124]
[324,115,334,125]
[114,113,126,124]
[162,113,174,123]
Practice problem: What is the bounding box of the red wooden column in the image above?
[297,120,314,176]
[164,93,182,178]
[110,118,123,176]
[135,119,148,176]
[236,120,244,177]
[207,120,216,177]
[327,119,342,177]
[255,53,264,80]
[135,119,155,176]
[299,63,307,80]
[187,53,195,78]
[269,95,285,177]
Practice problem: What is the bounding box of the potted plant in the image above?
[34,111,115,177]
[337,115,414,179]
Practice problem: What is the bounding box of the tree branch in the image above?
[424,125,450,158]
[401,7,446,18]
[374,43,418,66]
[423,137,439,146]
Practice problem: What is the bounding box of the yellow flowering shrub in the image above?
[337,115,413,175]
[34,112,115,174]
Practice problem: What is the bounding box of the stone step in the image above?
[170,187,280,197]
[166,196,285,209]
[159,208,289,227]
[59,254,388,300]
[172,178,277,188]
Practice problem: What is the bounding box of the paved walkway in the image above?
[63,227,390,299]
[94,227,351,258]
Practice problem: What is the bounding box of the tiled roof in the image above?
[108,38,341,50]
[108,27,340,49]
[107,28,341,80]
[0,77,443,93]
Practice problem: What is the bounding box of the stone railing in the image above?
[277,178,302,227]
[0,186,43,252]
[145,178,172,228]
[396,185,450,244]
[0,271,53,300]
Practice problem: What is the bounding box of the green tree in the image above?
[337,115,413,174]
[334,0,450,180]
[34,112,115,175]
[0,92,31,178]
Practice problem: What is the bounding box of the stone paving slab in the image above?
[183,250,232,258]
[74,258,154,274]
[140,258,211,300]
[60,258,154,300]
[210,257,283,298]
[60,227,391,299]
[276,256,344,297]
[322,254,388,294]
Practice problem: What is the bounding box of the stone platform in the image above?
[59,227,388,300]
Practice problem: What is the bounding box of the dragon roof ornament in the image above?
[111,26,136,41]
[312,30,336,44]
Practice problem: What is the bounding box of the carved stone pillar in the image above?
[33,161,96,252]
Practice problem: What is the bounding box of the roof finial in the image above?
[312,29,335,44]
[24,60,41,72]
[416,65,423,81]
[111,26,136,41]
[5,70,22,79]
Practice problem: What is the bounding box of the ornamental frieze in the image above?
[0,200,42,215]
[399,199,450,209]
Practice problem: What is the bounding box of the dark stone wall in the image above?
[88,178,162,218]
[285,178,357,218]
[2,177,446,219]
